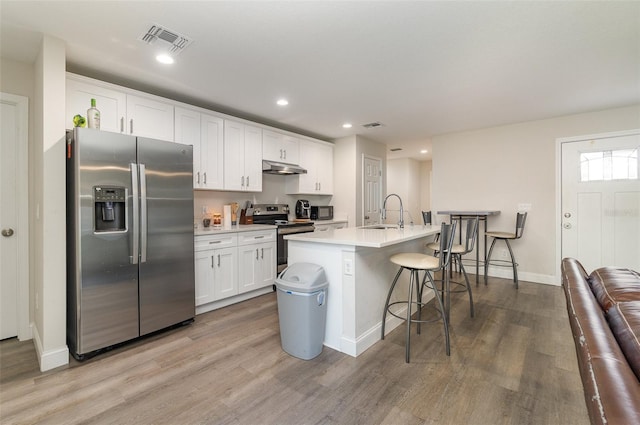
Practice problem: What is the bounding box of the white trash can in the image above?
[275,263,329,360]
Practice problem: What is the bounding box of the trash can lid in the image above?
[275,262,329,293]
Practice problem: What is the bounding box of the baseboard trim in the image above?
[196,286,274,315]
[32,324,69,372]
[484,268,559,286]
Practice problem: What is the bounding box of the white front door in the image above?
[1,92,29,340]
[363,155,382,226]
[561,132,640,273]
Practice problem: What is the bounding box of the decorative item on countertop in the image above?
[223,205,232,228]
[202,206,211,228]
[87,98,101,129]
[213,212,222,228]
[231,202,239,225]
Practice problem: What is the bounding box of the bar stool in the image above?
[426,217,478,318]
[484,212,528,288]
[381,222,456,362]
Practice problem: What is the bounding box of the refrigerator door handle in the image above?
[130,163,139,264]
[140,163,148,263]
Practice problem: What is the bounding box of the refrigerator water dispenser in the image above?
[94,186,126,232]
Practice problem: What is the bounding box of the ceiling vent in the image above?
[139,24,193,54]
[362,121,384,129]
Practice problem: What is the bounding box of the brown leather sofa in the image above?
[561,257,640,425]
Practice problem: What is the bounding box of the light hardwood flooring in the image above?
[1,275,589,424]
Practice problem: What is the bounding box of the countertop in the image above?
[284,224,440,248]
[195,224,276,236]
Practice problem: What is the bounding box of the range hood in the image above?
[262,160,307,175]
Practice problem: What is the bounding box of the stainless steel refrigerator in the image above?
[66,127,195,359]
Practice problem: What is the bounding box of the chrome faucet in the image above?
[381,193,404,229]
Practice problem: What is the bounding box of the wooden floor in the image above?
[0,275,589,425]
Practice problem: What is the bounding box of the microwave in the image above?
[310,205,333,221]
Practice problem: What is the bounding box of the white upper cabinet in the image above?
[67,74,174,141]
[263,130,299,165]
[175,107,224,190]
[126,94,174,141]
[224,120,262,192]
[200,113,224,190]
[66,78,126,133]
[287,140,334,195]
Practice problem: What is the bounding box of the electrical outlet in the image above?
[344,259,353,276]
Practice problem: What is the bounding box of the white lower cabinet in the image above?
[195,233,238,306]
[195,230,276,310]
[237,230,277,294]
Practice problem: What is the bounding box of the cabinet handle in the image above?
[318,182,321,191]
[130,119,134,134]
[283,149,286,160]
[261,248,264,259]
[211,255,214,268]
[241,176,245,187]
[203,172,207,184]
[120,117,124,133]
[279,149,283,160]
[254,235,264,239]
[246,176,250,187]
[218,254,221,267]
[197,172,200,184]
[209,240,221,244]
[256,248,259,260]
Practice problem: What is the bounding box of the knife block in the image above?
[239,209,253,225]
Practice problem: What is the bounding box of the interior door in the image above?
[561,133,640,272]
[363,155,382,226]
[1,95,19,339]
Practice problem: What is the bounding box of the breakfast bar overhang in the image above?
[285,225,440,357]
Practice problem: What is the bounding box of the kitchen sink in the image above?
[360,224,399,230]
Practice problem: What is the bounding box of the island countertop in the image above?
[284,224,440,248]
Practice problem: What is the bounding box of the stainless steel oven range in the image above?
[251,204,315,273]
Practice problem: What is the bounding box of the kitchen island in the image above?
[285,224,440,357]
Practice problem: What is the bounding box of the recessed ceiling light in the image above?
[420,149,428,154]
[156,54,174,64]
[276,99,289,106]
[342,123,352,129]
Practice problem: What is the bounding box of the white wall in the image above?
[33,35,69,370]
[431,104,640,284]
[387,158,422,226]
[420,160,432,215]
[332,136,357,226]
[193,172,333,225]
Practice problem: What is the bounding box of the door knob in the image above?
[2,228,14,237]
[563,223,572,229]
[564,212,572,218]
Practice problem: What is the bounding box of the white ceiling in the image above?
[1,1,639,160]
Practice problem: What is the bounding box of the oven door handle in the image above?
[278,226,315,235]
